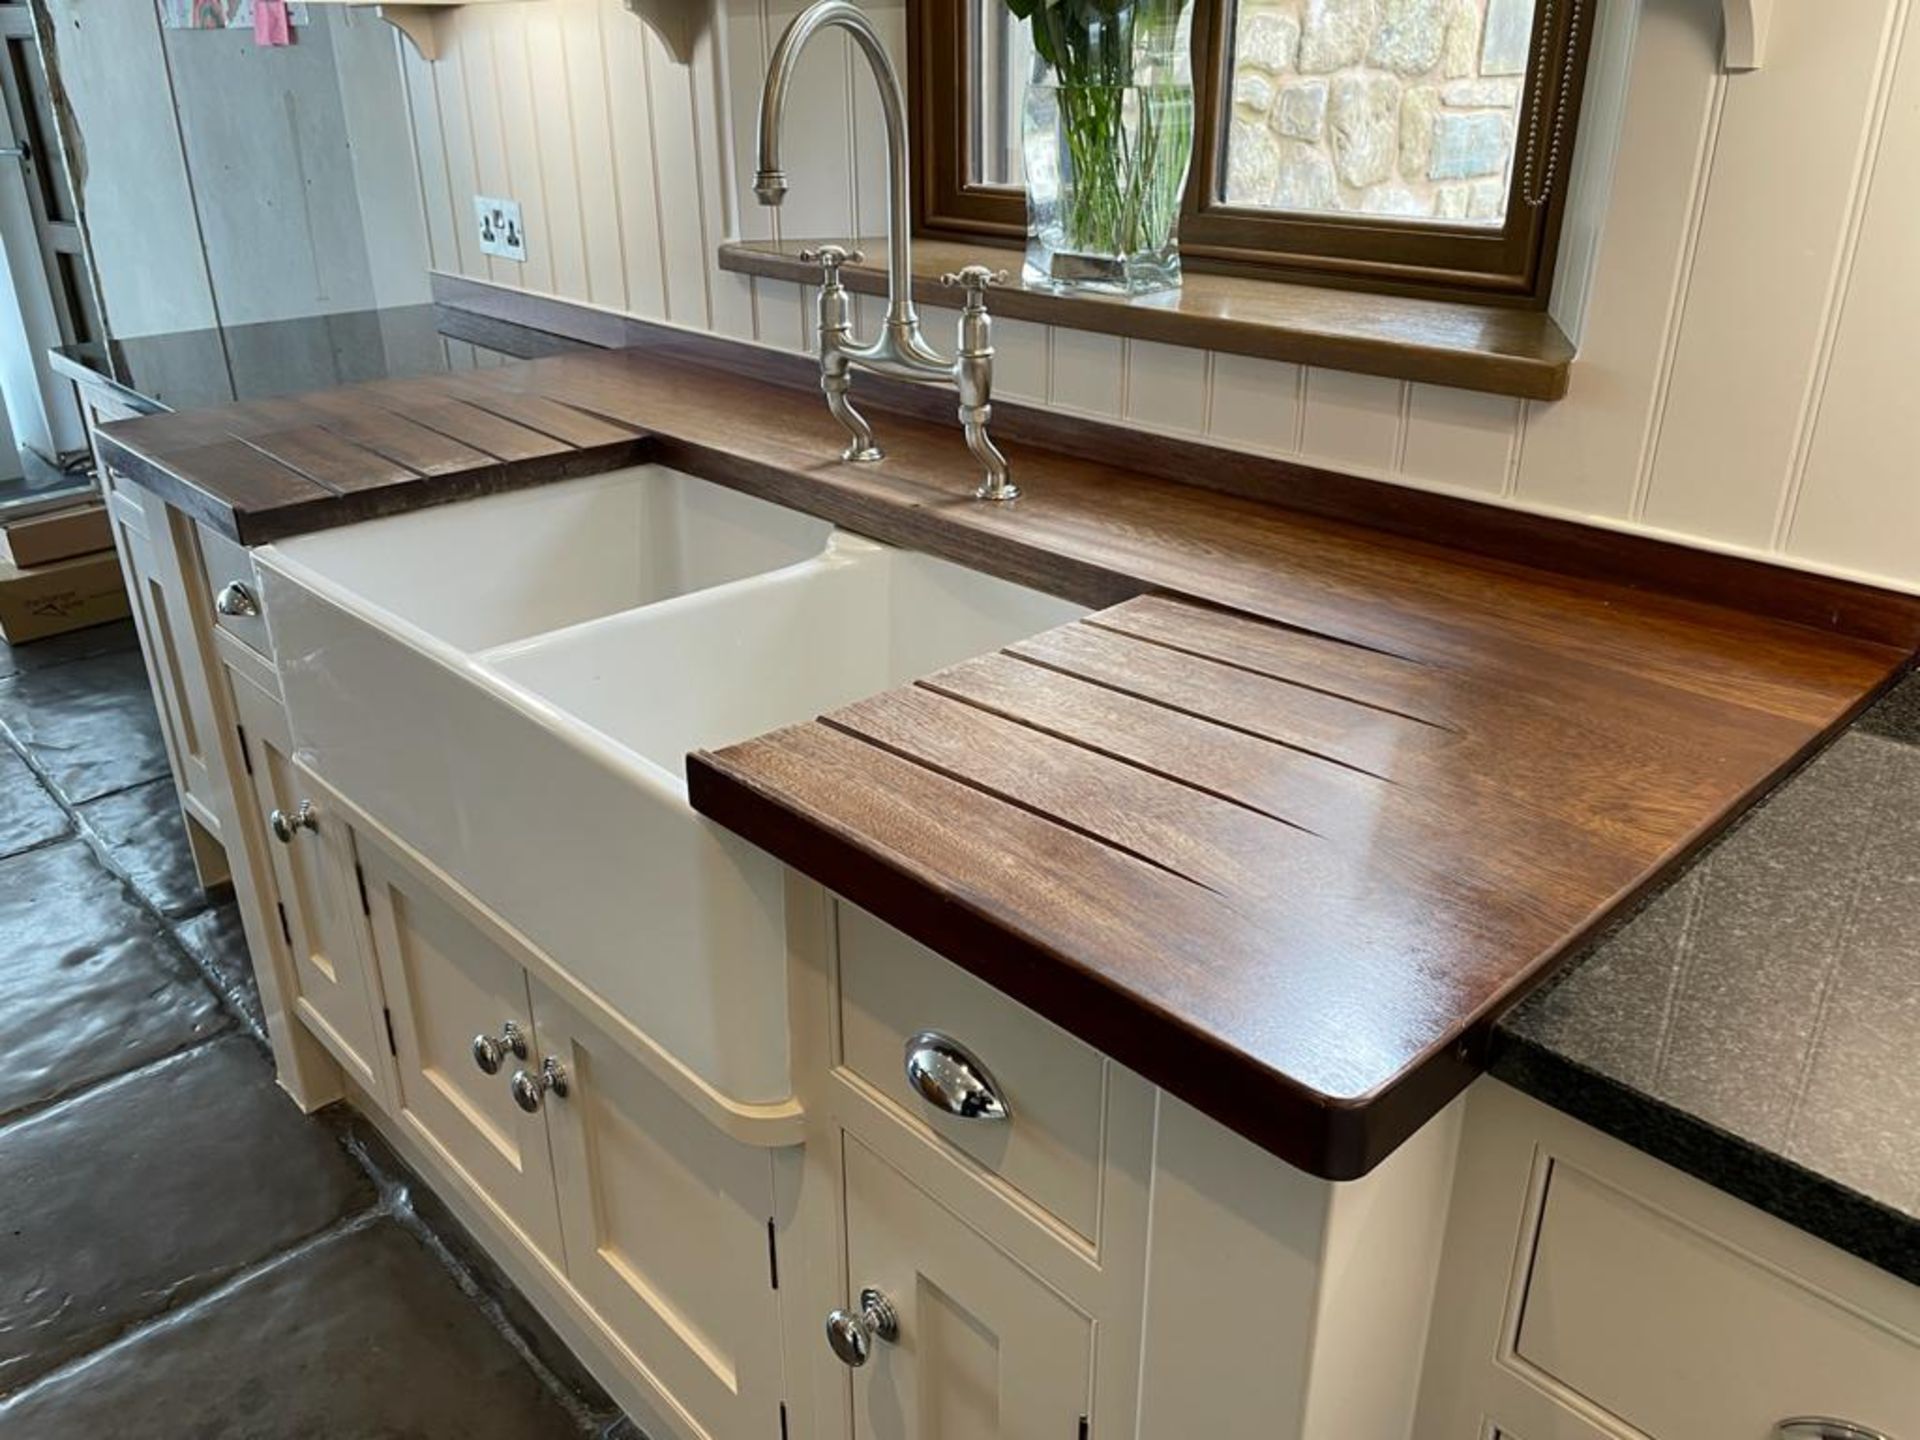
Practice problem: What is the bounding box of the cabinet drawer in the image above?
[835,901,1106,1241]
[1517,1162,1920,1440]
[200,524,272,660]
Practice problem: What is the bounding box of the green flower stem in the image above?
[1017,0,1194,260]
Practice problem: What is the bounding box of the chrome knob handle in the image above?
[825,1287,898,1367]
[215,580,259,618]
[269,800,317,844]
[510,1057,568,1113]
[903,1031,1009,1121]
[1777,1422,1898,1440]
[471,1021,527,1076]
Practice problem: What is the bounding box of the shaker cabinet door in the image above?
[531,980,785,1440]
[228,672,386,1096]
[357,834,565,1269]
[841,1137,1095,1440]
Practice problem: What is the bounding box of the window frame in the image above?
[908,0,1598,308]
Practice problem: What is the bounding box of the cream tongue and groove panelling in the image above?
[397,0,1920,592]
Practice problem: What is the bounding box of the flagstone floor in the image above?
[0,620,635,1439]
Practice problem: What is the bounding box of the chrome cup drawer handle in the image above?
[1777,1422,1898,1440]
[825,1287,898,1368]
[215,580,259,618]
[902,1031,1009,1122]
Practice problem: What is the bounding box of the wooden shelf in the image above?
[719,236,1575,402]
[301,0,521,60]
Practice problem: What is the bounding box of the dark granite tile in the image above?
[0,1221,593,1438]
[1646,735,1883,1147]
[78,777,207,917]
[1491,1037,1920,1286]
[1857,667,1920,745]
[0,745,67,857]
[0,648,170,804]
[1786,734,1920,1211]
[0,619,138,683]
[0,1035,374,1392]
[1498,717,1920,1280]
[1507,864,1700,1088]
[172,901,266,1038]
[0,840,226,1119]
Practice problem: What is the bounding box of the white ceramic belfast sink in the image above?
[256,467,1082,1107]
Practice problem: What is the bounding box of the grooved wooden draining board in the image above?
[96,371,653,544]
[688,587,1899,1178]
[95,343,1914,1178]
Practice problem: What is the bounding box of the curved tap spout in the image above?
[754,1,917,332]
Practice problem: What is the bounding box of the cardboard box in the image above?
[0,502,112,568]
[0,550,130,645]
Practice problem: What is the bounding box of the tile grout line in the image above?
[0,1031,234,1140]
[338,1126,618,1437]
[0,700,262,1046]
[3,630,625,1435]
[0,1207,395,1412]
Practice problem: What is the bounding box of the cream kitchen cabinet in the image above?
[103,480,228,882]
[349,818,794,1440]
[784,878,1462,1440]
[357,831,566,1268]
[228,668,391,1103]
[1415,1082,1920,1440]
[837,1136,1097,1440]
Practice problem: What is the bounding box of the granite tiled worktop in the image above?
[1496,669,1920,1282]
[51,303,586,418]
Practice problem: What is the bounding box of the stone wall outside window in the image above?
[1224,0,1536,226]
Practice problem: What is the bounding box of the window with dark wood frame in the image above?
[909,0,1597,307]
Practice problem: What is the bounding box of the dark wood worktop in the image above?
[95,370,651,545]
[93,332,1916,1179]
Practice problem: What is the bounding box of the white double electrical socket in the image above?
[474,195,527,263]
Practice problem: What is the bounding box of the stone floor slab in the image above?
[0,840,226,1119]
[0,1220,592,1439]
[0,648,171,803]
[0,745,66,857]
[0,619,138,682]
[80,776,208,917]
[173,900,267,1038]
[0,1035,375,1392]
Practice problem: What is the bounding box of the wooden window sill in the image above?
[718,237,1573,403]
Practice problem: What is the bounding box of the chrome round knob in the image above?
[215,581,259,618]
[510,1057,568,1113]
[471,1021,527,1076]
[825,1287,898,1368]
[1776,1422,1897,1440]
[269,800,317,844]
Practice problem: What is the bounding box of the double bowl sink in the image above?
[256,467,1084,1106]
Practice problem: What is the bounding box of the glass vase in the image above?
[1019,0,1195,296]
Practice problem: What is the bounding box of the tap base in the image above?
[973,479,1020,502]
[843,443,884,463]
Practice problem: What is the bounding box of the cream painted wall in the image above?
[47,5,429,338]
[392,0,1920,592]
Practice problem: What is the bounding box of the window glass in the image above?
[969,0,1036,187]
[1221,0,1537,226]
